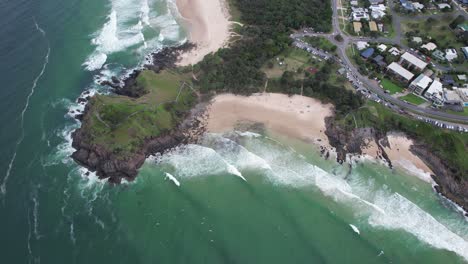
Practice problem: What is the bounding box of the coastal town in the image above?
[291,0,468,131]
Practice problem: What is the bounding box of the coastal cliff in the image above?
[70,44,207,183]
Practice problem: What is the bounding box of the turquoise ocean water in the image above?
[0,0,467,263]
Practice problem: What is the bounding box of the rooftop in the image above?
[401,52,428,69]
[387,62,415,81]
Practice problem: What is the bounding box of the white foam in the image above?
[369,192,468,261]
[83,0,183,71]
[350,224,360,234]
[1,20,50,197]
[226,164,247,181]
[165,172,180,186]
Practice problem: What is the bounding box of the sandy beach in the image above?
[205,93,334,146]
[362,134,434,183]
[175,0,231,66]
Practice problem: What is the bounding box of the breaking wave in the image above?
[83,0,183,71]
[152,132,468,261]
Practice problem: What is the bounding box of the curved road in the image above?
[328,0,468,124]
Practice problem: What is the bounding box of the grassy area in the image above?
[82,70,195,157]
[446,108,468,117]
[303,36,337,52]
[339,101,468,179]
[402,17,464,49]
[399,93,427,105]
[381,78,404,94]
[262,48,318,79]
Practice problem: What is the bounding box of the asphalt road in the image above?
[319,0,468,124]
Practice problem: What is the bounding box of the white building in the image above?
[400,52,428,71]
[410,73,433,95]
[437,3,451,9]
[421,42,437,51]
[424,80,444,105]
[445,49,458,61]
[412,37,423,44]
[351,7,370,21]
[412,2,424,10]
[377,44,388,52]
[370,4,387,19]
[387,62,415,83]
[351,0,359,6]
[356,41,369,50]
[388,47,401,56]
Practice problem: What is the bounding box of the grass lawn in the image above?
[83,70,195,156]
[381,78,404,94]
[399,93,427,105]
[262,48,317,79]
[402,17,464,49]
[446,108,468,117]
[303,36,337,52]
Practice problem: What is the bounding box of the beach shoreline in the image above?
[175,0,231,66]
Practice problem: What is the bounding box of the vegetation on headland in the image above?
[193,0,332,94]
[80,70,195,157]
[339,101,468,179]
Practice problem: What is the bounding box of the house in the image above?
[412,2,424,11]
[356,41,369,50]
[353,22,363,33]
[370,4,387,19]
[424,80,444,106]
[458,23,468,32]
[441,75,455,86]
[377,23,384,32]
[377,44,388,52]
[445,89,463,105]
[461,47,468,59]
[454,87,468,106]
[369,0,384,4]
[412,37,423,44]
[350,0,359,6]
[352,7,370,21]
[400,0,415,11]
[369,21,378,31]
[399,52,428,71]
[410,73,433,95]
[421,42,437,52]
[372,55,388,68]
[361,48,375,59]
[389,47,401,56]
[457,74,467,82]
[387,62,415,83]
[432,49,446,61]
[437,3,451,10]
[445,49,458,61]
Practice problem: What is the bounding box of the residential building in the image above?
[400,0,415,11]
[412,37,423,44]
[454,87,468,106]
[421,42,437,51]
[437,3,451,9]
[424,80,444,106]
[369,0,384,4]
[461,47,468,59]
[361,48,375,59]
[352,7,370,21]
[372,55,387,68]
[388,47,401,56]
[432,49,446,61]
[457,74,467,82]
[412,2,424,10]
[353,22,362,33]
[387,62,415,83]
[410,73,433,95]
[377,44,388,52]
[457,23,468,32]
[356,41,369,50]
[423,69,434,78]
[445,49,458,61]
[441,75,455,86]
[370,4,387,19]
[399,52,428,71]
[350,0,359,6]
[369,21,378,31]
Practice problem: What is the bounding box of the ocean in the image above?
[0,0,467,263]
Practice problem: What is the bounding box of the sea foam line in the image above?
[1,18,50,197]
